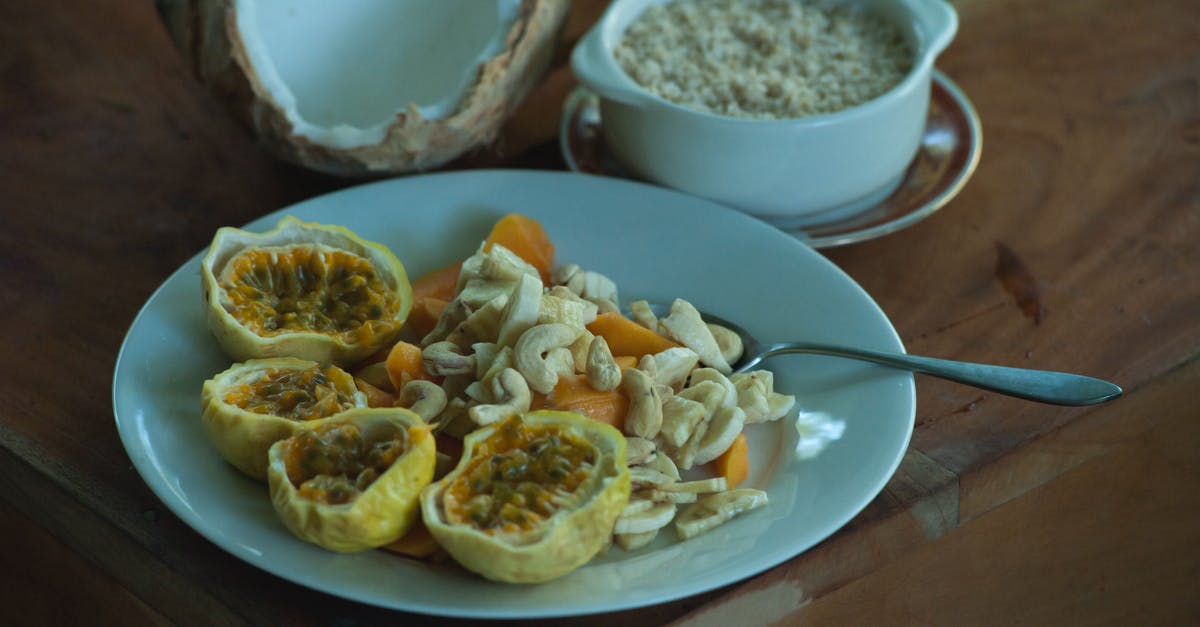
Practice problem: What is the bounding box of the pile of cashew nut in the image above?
[398,242,797,546]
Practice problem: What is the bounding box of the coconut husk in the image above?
[159,0,571,177]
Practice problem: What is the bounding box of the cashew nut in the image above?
[546,347,576,381]
[495,273,543,347]
[731,371,771,423]
[458,242,538,292]
[468,368,531,426]
[585,336,621,391]
[474,343,515,382]
[658,395,706,449]
[767,392,796,421]
[446,294,508,347]
[629,299,659,332]
[642,446,680,482]
[538,290,597,329]
[614,530,659,551]
[677,380,729,418]
[658,299,731,374]
[636,354,658,380]
[686,368,737,408]
[593,298,620,315]
[621,367,663,439]
[582,272,618,305]
[433,397,473,438]
[745,369,774,391]
[630,466,676,487]
[550,263,578,285]
[638,488,698,504]
[693,405,747,465]
[614,501,676,534]
[707,322,745,366]
[422,341,476,376]
[670,378,728,470]
[420,298,472,346]
[472,342,501,379]
[478,243,539,283]
[463,380,491,404]
[546,285,599,323]
[674,489,768,540]
[554,263,618,301]
[624,437,657,465]
[732,370,794,421]
[621,497,658,517]
[454,279,513,309]
[514,323,579,394]
[676,412,709,470]
[646,347,700,389]
[658,477,728,494]
[567,329,595,373]
[395,380,447,423]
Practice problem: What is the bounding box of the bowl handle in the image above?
[911,0,959,57]
[569,23,647,106]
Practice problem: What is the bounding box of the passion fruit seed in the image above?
[220,244,401,344]
[284,423,410,506]
[445,415,597,535]
[223,365,358,421]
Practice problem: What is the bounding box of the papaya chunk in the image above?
[354,376,397,408]
[381,518,440,559]
[411,260,462,303]
[714,432,749,488]
[406,296,449,340]
[587,312,681,358]
[531,373,628,431]
[483,214,554,283]
[385,341,433,389]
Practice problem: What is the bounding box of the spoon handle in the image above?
[757,343,1122,406]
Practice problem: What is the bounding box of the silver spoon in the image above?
[644,303,1122,406]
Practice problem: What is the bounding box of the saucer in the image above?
[559,69,982,248]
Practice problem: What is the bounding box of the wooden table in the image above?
[2,1,1197,624]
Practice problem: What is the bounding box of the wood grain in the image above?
[0,500,174,627]
[828,0,1200,474]
[693,357,1200,626]
[0,0,1197,624]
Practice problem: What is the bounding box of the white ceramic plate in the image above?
[113,170,914,619]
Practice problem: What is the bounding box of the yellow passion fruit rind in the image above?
[201,216,413,366]
[420,410,631,583]
[267,407,436,553]
[201,357,368,481]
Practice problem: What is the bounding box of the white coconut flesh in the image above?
[234,0,522,149]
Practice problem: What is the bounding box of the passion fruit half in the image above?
[267,407,436,553]
[420,410,631,583]
[202,216,412,366]
[201,357,368,480]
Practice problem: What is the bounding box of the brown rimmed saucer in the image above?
[559,69,982,249]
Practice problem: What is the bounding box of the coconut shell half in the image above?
[160,0,570,176]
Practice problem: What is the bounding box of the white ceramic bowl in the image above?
[571,0,958,226]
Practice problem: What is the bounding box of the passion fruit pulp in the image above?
[201,357,368,481]
[421,410,631,583]
[202,216,412,366]
[268,408,436,553]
